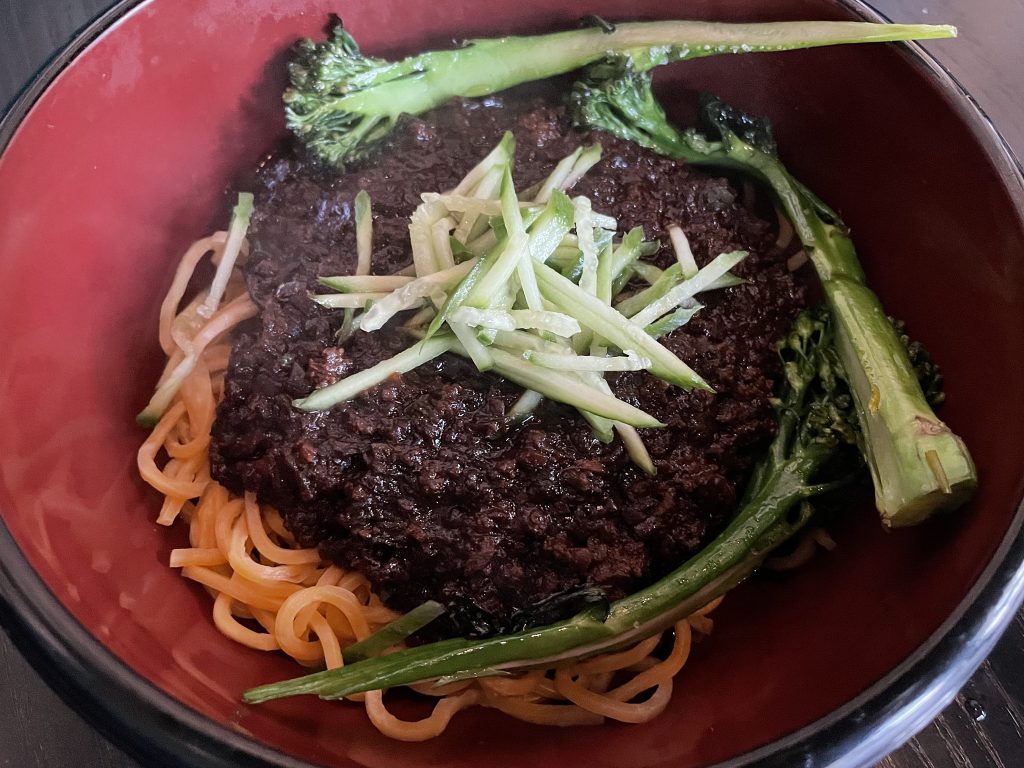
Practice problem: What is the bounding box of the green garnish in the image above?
[300,137,741,466]
[343,601,446,664]
[285,20,954,169]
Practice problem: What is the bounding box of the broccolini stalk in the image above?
[571,63,975,526]
[244,307,857,704]
[286,20,954,168]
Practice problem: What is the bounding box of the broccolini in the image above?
[286,19,954,168]
[569,60,975,526]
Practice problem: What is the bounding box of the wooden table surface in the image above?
[1,0,1023,766]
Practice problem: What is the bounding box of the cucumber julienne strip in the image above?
[562,143,603,192]
[608,227,647,283]
[454,164,505,243]
[293,336,455,411]
[450,342,664,428]
[615,421,656,475]
[423,255,492,340]
[432,218,457,271]
[631,261,664,284]
[615,252,742,320]
[579,370,656,475]
[508,389,545,422]
[526,191,576,263]
[668,225,697,278]
[464,168,530,307]
[409,200,448,276]
[534,261,710,391]
[408,329,644,436]
[615,263,682,317]
[199,192,253,319]
[489,330,621,441]
[517,255,545,312]
[361,258,477,331]
[646,304,703,339]
[631,250,748,328]
[449,131,515,196]
[319,275,413,292]
[524,349,651,372]
[450,307,581,337]
[531,146,582,203]
[343,601,446,663]
[490,329,566,355]
[449,321,494,371]
[578,409,616,444]
[587,231,656,471]
[312,292,393,309]
[596,240,615,306]
[590,211,617,231]
[574,196,599,297]
[421,193,543,216]
[354,190,373,276]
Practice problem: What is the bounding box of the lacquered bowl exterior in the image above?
[1,1,1023,767]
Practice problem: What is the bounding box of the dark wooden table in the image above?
[2,0,1023,766]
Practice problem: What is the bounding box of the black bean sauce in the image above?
[209,94,805,637]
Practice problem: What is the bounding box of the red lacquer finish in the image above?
[1,1,1023,766]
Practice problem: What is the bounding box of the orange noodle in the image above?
[138,228,721,741]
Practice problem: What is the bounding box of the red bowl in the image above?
[1,0,1023,766]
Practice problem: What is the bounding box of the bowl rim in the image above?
[1,1,1023,766]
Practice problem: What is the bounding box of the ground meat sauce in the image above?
[210,94,805,636]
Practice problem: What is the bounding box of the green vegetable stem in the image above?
[570,59,974,526]
[286,19,954,169]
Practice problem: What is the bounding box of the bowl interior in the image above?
[1,0,1024,766]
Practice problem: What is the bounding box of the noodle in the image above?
[137,231,722,740]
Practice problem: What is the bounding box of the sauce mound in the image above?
[209,94,804,636]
